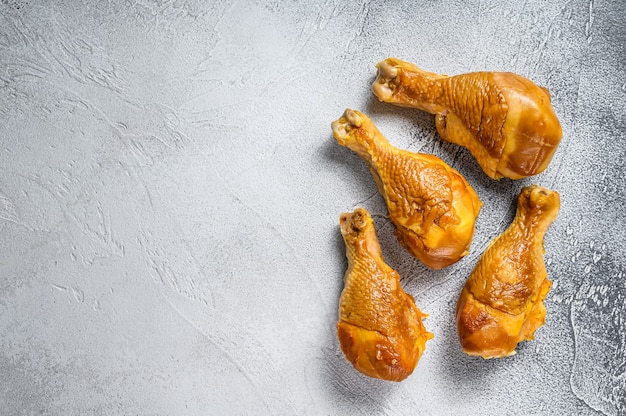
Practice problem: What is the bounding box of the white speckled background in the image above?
[1,0,625,414]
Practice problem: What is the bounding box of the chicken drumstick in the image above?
[456,185,560,358]
[372,58,562,180]
[332,109,482,269]
[337,208,433,381]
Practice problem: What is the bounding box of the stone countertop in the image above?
[1,1,624,414]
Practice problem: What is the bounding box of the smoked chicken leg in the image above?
[372,58,562,180]
[456,185,560,358]
[337,208,433,381]
[332,109,482,269]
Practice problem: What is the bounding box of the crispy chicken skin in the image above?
[337,208,433,381]
[332,109,482,269]
[372,58,562,180]
[456,185,560,358]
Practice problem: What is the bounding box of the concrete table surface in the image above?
[1,0,625,415]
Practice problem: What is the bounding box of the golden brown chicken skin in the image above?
[332,109,482,269]
[372,58,562,180]
[337,208,433,381]
[455,185,560,358]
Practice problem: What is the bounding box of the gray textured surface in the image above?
[1,0,625,415]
